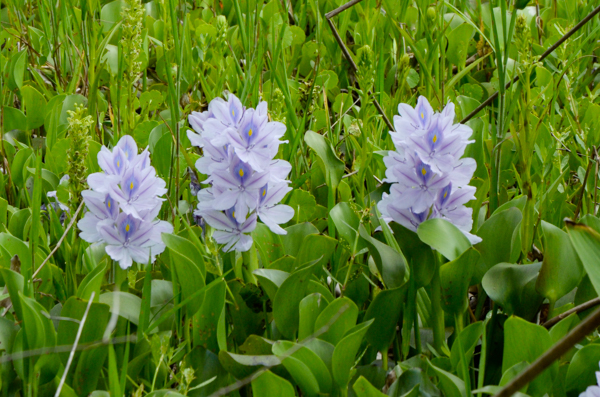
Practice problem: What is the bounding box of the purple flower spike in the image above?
[188,93,294,252]
[379,97,479,243]
[79,135,172,269]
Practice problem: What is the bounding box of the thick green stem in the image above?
[454,313,471,396]
[428,257,446,353]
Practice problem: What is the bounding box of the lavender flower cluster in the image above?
[78,136,173,269]
[378,96,481,244]
[187,93,294,252]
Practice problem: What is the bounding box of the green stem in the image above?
[454,313,471,397]
[428,256,445,353]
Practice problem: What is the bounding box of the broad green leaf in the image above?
[76,262,107,301]
[99,291,142,326]
[298,293,327,341]
[417,218,471,261]
[273,259,319,339]
[503,316,557,397]
[566,221,600,296]
[331,202,367,254]
[566,344,600,394]
[314,297,358,346]
[294,234,337,270]
[183,346,230,395]
[286,189,317,223]
[254,269,289,301]
[482,262,543,320]
[281,223,319,257]
[252,370,296,397]
[353,376,387,397]
[304,130,344,189]
[363,286,405,352]
[253,223,285,266]
[475,207,522,279]
[446,23,474,67]
[536,221,584,303]
[21,85,47,130]
[359,225,406,289]
[428,359,466,397]
[273,340,332,394]
[162,233,205,278]
[440,248,480,315]
[331,320,373,389]
[390,223,436,288]
[0,268,24,321]
[164,233,206,316]
[193,279,226,352]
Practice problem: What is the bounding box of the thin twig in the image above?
[325,17,395,131]
[461,3,600,124]
[543,297,600,329]
[0,335,137,364]
[54,291,95,397]
[493,307,600,397]
[32,201,85,279]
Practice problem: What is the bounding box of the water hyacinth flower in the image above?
[188,93,294,252]
[378,96,481,244]
[78,135,173,269]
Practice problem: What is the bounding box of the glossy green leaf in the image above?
[359,225,406,289]
[482,262,543,320]
[304,130,344,188]
[439,248,480,315]
[298,293,327,341]
[273,340,332,394]
[76,262,106,301]
[332,320,373,389]
[475,207,522,278]
[363,286,405,352]
[330,202,366,254]
[252,370,296,397]
[417,218,471,261]
[503,316,557,397]
[536,221,584,303]
[566,344,600,394]
[273,259,319,339]
[566,221,600,296]
[314,297,359,346]
[353,376,387,397]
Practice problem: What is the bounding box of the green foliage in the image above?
[2,0,600,395]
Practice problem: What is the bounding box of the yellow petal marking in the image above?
[444,191,447,198]
[232,110,235,117]
[107,200,111,208]
[130,182,134,190]
[117,160,120,168]
[248,129,253,137]
[433,135,437,143]
[262,189,266,196]
[421,167,427,176]
[239,168,244,177]
[421,112,424,119]
[125,224,130,232]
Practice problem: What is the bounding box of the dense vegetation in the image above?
[2,0,600,396]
